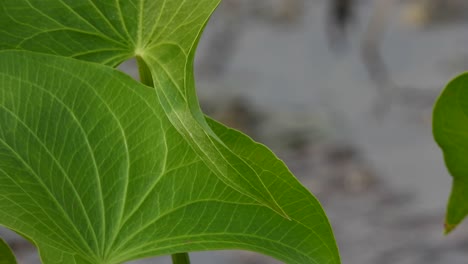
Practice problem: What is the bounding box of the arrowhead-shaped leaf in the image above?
[0,1,340,263]
[433,73,468,233]
[0,50,339,264]
[0,237,16,264]
[1,0,290,216]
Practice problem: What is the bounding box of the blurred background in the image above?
[3,0,468,263]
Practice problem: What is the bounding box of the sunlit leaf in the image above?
[1,0,286,218]
[0,0,340,263]
[0,50,339,264]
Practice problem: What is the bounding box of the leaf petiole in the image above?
[136,56,154,87]
[171,252,191,264]
[136,54,190,264]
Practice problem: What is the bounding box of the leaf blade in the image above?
[0,0,341,263]
[433,72,468,233]
[0,50,340,263]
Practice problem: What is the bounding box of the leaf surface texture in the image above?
[0,1,340,263]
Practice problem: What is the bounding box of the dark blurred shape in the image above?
[323,143,377,194]
[326,0,355,52]
[197,0,305,80]
[360,0,452,118]
[360,0,395,117]
[201,96,263,139]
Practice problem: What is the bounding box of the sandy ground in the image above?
[3,0,468,263]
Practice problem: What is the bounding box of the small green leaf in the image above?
[0,237,16,264]
[433,72,468,233]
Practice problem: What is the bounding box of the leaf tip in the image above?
[444,222,457,235]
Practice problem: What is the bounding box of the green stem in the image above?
[171,252,191,264]
[136,55,191,264]
[136,56,154,87]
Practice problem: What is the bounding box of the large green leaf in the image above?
[433,73,468,233]
[0,237,16,264]
[0,0,340,263]
[0,51,339,263]
[0,0,291,218]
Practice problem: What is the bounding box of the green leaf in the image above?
[0,0,290,218]
[0,237,16,264]
[433,72,468,233]
[0,0,340,263]
[0,0,219,68]
[0,51,339,264]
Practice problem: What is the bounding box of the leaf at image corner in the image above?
[0,0,341,263]
[0,0,299,222]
